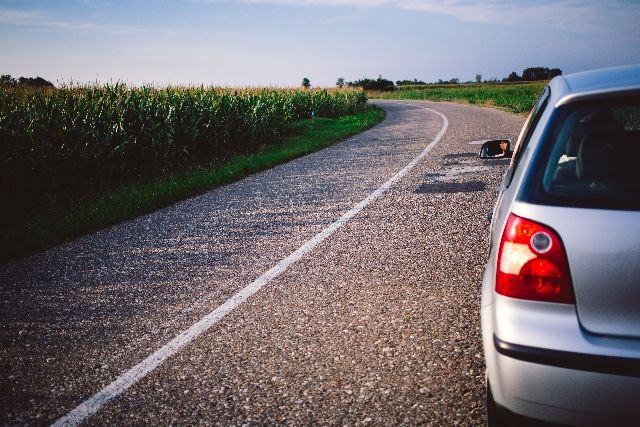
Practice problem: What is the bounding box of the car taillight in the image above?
[496,213,574,304]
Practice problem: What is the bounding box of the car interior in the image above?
[544,104,640,199]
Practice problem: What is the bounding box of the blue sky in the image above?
[2,0,640,87]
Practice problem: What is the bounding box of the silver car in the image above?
[480,65,640,426]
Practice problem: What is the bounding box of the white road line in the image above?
[52,104,448,427]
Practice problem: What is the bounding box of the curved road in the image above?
[0,101,525,425]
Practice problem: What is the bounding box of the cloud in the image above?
[0,8,48,24]
[0,6,146,35]
[192,0,640,33]
[191,0,390,6]
[402,0,640,34]
[397,0,637,30]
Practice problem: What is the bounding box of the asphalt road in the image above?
[0,101,525,426]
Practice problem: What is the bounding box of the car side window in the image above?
[504,86,550,187]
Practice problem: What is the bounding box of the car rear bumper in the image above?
[482,294,640,426]
[488,346,640,427]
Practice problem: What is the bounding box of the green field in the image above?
[368,82,546,114]
[0,84,380,262]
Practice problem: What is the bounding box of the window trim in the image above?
[504,86,550,188]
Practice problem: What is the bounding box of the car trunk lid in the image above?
[512,202,640,338]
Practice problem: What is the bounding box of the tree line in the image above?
[502,67,562,83]
[320,66,562,91]
[1,74,55,88]
[302,76,396,92]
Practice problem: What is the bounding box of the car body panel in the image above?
[511,202,640,339]
[489,351,640,426]
[558,64,640,100]
[482,295,640,426]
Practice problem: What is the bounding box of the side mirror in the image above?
[479,139,512,159]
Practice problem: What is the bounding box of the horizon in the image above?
[2,0,640,87]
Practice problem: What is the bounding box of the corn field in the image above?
[0,84,367,220]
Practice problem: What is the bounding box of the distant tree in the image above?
[434,78,460,85]
[503,71,521,82]
[336,77,345,88]
[1,74,54,88]
[301,77,311,89]
[522,67,548,81]
[521,67,562,81]
[348,75,395,91]
[0,74,17,87]
[475,74,482,83]
[17,76,55,88]
[547,68,563,79]
[396,78,427,86]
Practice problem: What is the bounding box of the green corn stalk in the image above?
[0,84,368,222]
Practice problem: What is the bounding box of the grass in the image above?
[368,82,546,114]
[1,106,385,264]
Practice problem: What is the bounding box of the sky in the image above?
[2,0,640,87]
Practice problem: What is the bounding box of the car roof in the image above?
[549,64,640,107]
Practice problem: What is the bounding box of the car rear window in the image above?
[535,97,640,210]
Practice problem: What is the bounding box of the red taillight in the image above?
[496,214,574,304]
